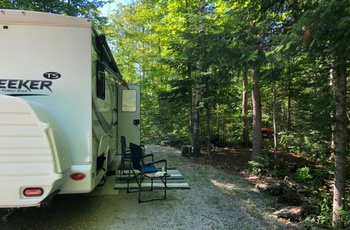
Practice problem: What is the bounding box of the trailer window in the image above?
[122,90,137,112]
[96,63,105,100]
[96,76,114,126]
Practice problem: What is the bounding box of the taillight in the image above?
[23,188,44,197]
[70,173,86,180]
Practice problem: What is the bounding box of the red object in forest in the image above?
[261,128,273,134]
[261,128,274,138]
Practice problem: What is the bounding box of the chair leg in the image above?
[119,157,132,180]
[159,176,167,199]
[138,176,167,203]
[138,187,141,203]
[128,173,140,193]
[118,160,124,180]
[138,176,144,203]
[164,177,167,199]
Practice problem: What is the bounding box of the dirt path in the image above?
[0,145,302,230]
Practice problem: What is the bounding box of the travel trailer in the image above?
[0,10,140,208]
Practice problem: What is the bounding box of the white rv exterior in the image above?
[0,10,140,208]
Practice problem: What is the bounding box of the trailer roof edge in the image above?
[0,9,92,28]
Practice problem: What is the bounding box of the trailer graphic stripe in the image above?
[3,94,50,97]
[0,79,53,92]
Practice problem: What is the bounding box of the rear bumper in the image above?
[0,170,69,208]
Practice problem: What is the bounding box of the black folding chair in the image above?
[128,142,169,203]
[118,136,131,180]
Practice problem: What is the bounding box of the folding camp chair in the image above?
[118,136,131,180]
[128,142,169,203]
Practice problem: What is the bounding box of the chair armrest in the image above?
[150,159,167,171]
[142,154,154,165]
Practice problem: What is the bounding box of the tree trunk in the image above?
[192,0,205,158]
[287,76,292,131]
[251,65,262,161]
[189,69,194,146]
[332,55,348,227]
[193,61,202,158]
[273,81,278,159]
[242,66,250,147]
[205,79,211,155]
[330,68,335,161]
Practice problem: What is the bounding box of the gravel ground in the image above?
[0,145,302,230]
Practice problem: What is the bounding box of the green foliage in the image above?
[248,160,265,176]
[279,131,332,162]
[313,192,350,229]
[293,167,313,183]
[316,190,333,226]
[279,132,302,153]
[248,154,275,176]
[338,201,350,229]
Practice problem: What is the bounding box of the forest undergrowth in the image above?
[195,146,350,229]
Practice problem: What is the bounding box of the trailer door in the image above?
[117,84,141,153]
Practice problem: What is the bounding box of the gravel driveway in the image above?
[0,145,302,230]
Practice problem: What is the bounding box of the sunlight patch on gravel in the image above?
[210,179,236,190]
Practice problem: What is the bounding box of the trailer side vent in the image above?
[3,26,8,29]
